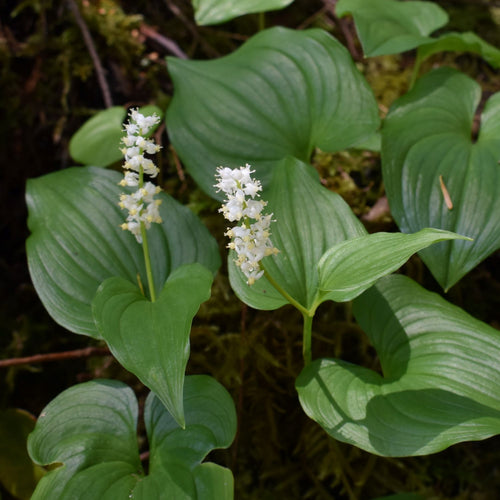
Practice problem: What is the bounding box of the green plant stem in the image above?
[262,268,308,317]
[140,223,156,302]
[302,313,313,366]
[262,267,315,365]
[139,168,156,302]
[258,11,265,31]
[409,52,422,90]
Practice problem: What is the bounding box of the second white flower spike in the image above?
[216,164,279,285]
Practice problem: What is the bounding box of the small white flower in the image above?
[215,164,278,285]
[119,109,163,243]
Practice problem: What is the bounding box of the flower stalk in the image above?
[118,109,162,301]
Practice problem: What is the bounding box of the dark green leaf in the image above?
[382,68,500,290]
[336,0,448,56]
[26,167,220,337]
[92,264,213,427]
[228,156,367,311]
[192,0,294,25]
[69,105,162,167]
[417,32,500,69]
[167,27,379,198]
[0,409,42,500]
[297,275,500,457]
[318,228,469,302]
[28,376,236,499]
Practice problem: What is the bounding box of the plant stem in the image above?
[302,312,313,366]
[139,167,156,302]
[262,268,309,317]
[261,266,315,365]
[140,222,156,302]
[258,11,265,31]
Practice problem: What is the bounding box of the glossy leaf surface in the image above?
[297,275,500,457]
[167,27,379,198]
[192,0,294,25]
[318,229,469,302]
[336,0,448,56]
[228,157,367,311]
[92,264,213,427]
[28,376,236,499]
[26,167,220,337]
[69,105,162,167]
[382,68,500,290]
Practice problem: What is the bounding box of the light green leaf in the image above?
[228,156,367,312]
[417,31,500,68]
[69,105,162,167]
[0,409,43,500]
[28,376,236,499]
[167,27,380,198]
[192,0,294,25]
[318,228,469,302]
[296,274,500,457]
[382,68,500,290]
[26,167,220,337]
[92,264,213,427]
[336,0,448,57]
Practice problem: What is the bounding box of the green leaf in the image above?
[167,27,380,198]
[92,264,213,427]
[382,68,500,290]
[318,228,469,302]
[192,0,294,25]
[228,157,367,312]
[0,409,43,500]
[28,376,235,499]
[69,105,162,167]
[145,375,236,499]
[336,0,448,57]
[296,274,500,457]
[26,166,220,337]
[417,31,500,68]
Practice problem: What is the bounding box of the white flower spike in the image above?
[119,109,163,243]
[215,164,279,285]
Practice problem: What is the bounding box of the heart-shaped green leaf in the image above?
[26,166,220,337]
[92,264,213,427]
[0,409,43,500]
[382,68,500,290]
[69,105,162,167]
[228,156,367,312]
[296,274,500,457]
[318,228,470,302]
[167,27,380,198]
[336,0,448,57]
[192,0,294,25]
[417,32,500,69]
[28,376,236,499]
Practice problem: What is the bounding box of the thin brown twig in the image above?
[323,0,362,62]
[66,0,113,108]
[163,0,220,57]
[139,24,188,59]
[0,347,111,368]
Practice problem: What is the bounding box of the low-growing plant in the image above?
[8,0,500,498]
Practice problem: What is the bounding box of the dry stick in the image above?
[139,24,188,59]
[67,0,113,108]
[0,347,111,368]
[323,0,361,62]
[164,0,219,57]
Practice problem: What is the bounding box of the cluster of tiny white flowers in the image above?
[215,164,279,285]
[119,109,163,243]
